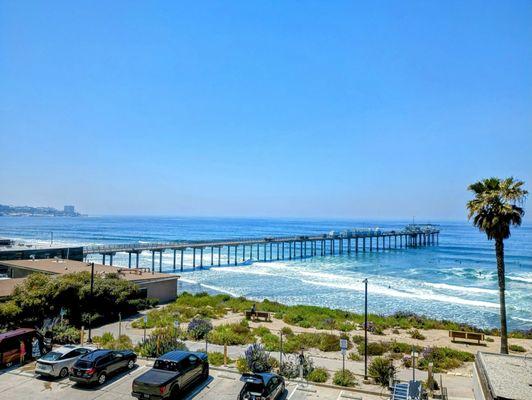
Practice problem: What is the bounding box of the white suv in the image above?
[35,345,95,378]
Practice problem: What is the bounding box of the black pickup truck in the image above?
[132,351,209,399]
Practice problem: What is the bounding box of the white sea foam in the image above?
[197,283,239,297]
[300,279,499,309]
[507,275,532,284]
[425,282,497,294]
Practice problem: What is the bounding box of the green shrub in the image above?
[308,367,329,383]
[51,323,80,344]
[486,337,494,342]
[389,341,422,354]
[408,329,426,340]
[236,356,250,373]
[418,347,474,372]
[208,352,230,366]
[369,357,395,386]
[509,344,526,353]
[392,328,400,334]
[281,326,294,336]
[245,344,272,373]
[318,333,342,352]
[352,335,364,344]
[333,370,356,387]
[0,300,21,328]
[279,354,314,379]
[187,317,213,340]
[269,356,279,371]
[208,323,253,345]
[348,352,361,361]
[358,341,389,356]
[136,329,188,358]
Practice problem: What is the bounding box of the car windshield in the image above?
[153,360,181,372]
[40,351,63,361]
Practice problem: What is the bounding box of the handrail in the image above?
[83,226,440,254]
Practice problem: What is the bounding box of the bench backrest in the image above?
[449,331,485,340]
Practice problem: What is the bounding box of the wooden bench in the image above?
[449,330,485,345]
[245,310,271,321]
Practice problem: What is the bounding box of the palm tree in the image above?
[467,177,527,354]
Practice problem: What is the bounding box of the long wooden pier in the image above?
[83,224,440,272]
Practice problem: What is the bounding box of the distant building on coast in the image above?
[63,205,76,215]
[0,203,83,217]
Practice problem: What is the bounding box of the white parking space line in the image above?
[102,365,146,391]
[287,384,299,400]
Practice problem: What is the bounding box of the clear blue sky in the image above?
[1,1,530,220]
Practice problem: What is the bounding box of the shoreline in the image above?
[176,280,531,335]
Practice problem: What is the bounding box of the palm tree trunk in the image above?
[495,238,508,354]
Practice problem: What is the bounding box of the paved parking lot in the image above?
[0,360,383,400]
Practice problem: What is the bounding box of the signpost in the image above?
[340,338,348,373]
[143,315,148,342]
[411,349,419,381]
[118,312,122,337]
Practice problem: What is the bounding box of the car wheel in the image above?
[97,372,107,385]
[5,362,12,368]
[170,385,180,400]
[127,360,135,369]
[59,367,69,378]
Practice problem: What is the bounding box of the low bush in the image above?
[279,354,314,379]
[352,335,364,344]
[486,337,494,342]
[136,328,188,358]
[187,317,213,340]
[307,367,329,383]
[369,357,395,386]
[509,344,526,353]
[280,326,294,336]
[333,370,356,387]
[236,356,250,373]
[94,333,133,350]
[408,329,426,340]
[389,341,422,354]
[418,347,474,372]
[358,341,389,356]
[50,323,80,344]
[208,352,230,366]
[245,344,272,373]
[348,352,361,361]
[208,321,254,345]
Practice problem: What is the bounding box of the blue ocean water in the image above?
[1,216,531,330]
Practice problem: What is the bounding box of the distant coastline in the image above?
[0,204,84,217]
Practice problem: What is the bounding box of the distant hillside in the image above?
[0,204,82,217]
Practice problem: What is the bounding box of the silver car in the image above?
[35,345,95,378]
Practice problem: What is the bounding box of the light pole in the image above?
[279,331,283,367]
[363,278,368,380]
[87,262,95,343]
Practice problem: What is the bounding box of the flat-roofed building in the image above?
[0,259,179,303]
[473,351,532,400]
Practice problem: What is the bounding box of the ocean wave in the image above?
[507,275,532,284]
[300,279,499,309]
[196,283,239,297]
[424,282,497,294]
